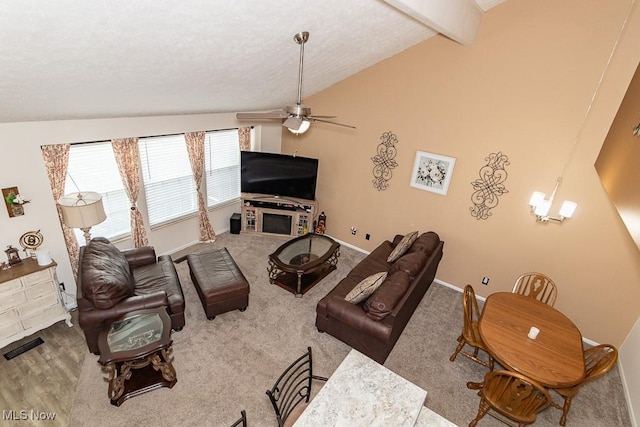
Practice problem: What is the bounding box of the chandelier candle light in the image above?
[57,192,107,244]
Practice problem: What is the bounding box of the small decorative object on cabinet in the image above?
[315,211,326,234]
[2,186,30,218]
[19,230,44,258]
[0,258,72,349]
[4,245,21,265]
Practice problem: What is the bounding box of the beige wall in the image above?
[283,0,640,347]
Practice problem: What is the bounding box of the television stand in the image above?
[240,193,317,237]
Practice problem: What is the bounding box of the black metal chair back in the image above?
[266,347,327,427]
[229,409,247,427]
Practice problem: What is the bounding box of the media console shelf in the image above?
[241,193,317,237]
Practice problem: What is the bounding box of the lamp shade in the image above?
[286,119,311,135]
[559,201,577,219]
[534,199,551,217]
[529,191,546,207]
[57,192,107,229]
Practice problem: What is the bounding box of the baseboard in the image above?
[329,235,369,255]
[618,360,638,427]
[159,226,232,258]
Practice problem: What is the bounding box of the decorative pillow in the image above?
[388,252,428,278]
[386,231,419,263]
[344,272,388,304]
[364,271,411,320]
[81,237,135,309]
[407,231,440,257]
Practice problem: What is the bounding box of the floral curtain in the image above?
[185,131,216,242]
[239,127,251,151]
[111,137,148,248]
[41,144,80,278]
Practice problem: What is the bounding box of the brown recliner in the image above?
[76,237,186,354]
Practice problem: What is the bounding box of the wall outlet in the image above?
[350,226,357,235]
[481,277,490,285]
[365,233,370,240]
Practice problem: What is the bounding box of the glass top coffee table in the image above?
[268,233,340,297]
[98,307,177,406]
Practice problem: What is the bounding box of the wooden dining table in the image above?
[479,292,585,388]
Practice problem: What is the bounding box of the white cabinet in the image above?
[0,258,72,349]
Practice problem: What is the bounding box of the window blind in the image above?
[204,129,241,207]
[139,134,197,226]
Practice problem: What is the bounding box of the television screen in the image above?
[240,151,318,201]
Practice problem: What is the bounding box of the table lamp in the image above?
[57,192,107,244]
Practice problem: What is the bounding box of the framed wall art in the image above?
[409,151,456,196]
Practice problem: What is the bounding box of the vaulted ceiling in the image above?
[0,0,506,124]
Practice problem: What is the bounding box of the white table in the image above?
[415,406,458,427]
[293,349,427,426]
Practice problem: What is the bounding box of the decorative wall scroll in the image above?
[410,151,456,196]
[469,151,510,220]
[371,131,399,191]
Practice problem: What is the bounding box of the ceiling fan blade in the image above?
[308,115,337,119]
[236,110,288,120]
[283,116,303,131]
[310,117,357,129]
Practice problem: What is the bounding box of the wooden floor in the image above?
[0,309,87,427]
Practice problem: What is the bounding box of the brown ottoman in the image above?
[187,248,250,320]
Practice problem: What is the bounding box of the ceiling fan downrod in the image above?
[293,31,309,107]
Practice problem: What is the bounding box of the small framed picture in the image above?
[409,151,456,196]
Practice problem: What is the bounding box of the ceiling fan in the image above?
[236,31,356,134]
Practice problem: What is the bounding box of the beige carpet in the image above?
[70,232,632,427]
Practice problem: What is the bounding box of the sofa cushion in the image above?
[80,237,134,309]
[364,271,411,320]
[407,231,440,257]
[344,272,387,304]
[387,231,418,262]
[389,251,429,279]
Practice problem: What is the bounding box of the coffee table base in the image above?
[102,347,177,407]
[269,262,336,297]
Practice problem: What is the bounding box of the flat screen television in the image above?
[240,151,318,201]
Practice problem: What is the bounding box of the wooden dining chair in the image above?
[469,370,552,426]
[450,285,494,371]
[512,272,558,306]
[266,347,328,427]
[551,344,618,426]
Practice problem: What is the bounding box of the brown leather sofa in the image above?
[315,232,444,364]
[76,237,185,354]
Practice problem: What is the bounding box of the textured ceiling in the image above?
[0,0,506,124]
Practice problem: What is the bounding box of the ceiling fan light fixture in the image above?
[235,31,355,131]
[287,119,311,135]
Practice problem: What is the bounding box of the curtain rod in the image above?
[66,126,253,146]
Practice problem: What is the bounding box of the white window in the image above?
[139,134,198,226]
[204,130,241,207]
[66,143,130,241]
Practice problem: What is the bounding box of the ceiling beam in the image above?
[383,0,483,45]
